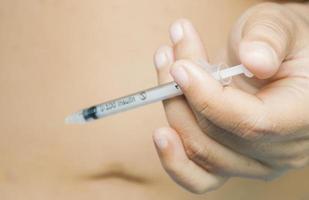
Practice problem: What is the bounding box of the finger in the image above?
[154,45,175,84]
[154,25,273,178]
[229,2,296,79]
[170,18,208,61]
[154,44,198,132]
[157,19,210,140]
[170,59,268,140]
[169,18,212,119]
[167,20,270,177]
[153,127,227,194]
[153,36,203,142]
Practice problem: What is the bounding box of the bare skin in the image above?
[0,0,309,200]
[153,2,309,194]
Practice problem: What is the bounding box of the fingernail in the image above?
[154,132,168,149]
[240,41,279,79]
[170,65,189,88]
[170,21,183,44]
[242,41,278,67]
[154,50,167,69]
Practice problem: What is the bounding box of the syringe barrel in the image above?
[82,81,182,121]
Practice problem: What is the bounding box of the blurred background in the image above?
[0,0,308,199]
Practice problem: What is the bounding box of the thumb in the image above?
[235,3,296,79]
[170,60,268,140]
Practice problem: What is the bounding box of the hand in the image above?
[152,2,309,193]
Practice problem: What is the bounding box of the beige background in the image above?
[0,0,308,199]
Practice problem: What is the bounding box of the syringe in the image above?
[65,64,253,124]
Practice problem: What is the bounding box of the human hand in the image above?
[152,2,309,193]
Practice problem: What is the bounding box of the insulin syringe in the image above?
[65,64,253,124]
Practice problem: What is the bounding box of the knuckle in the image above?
[195,92,219,118]
[184,140,220,173]
[184,141,216,169]
[193,95,214,118]
[185,141,205,161]
[231,114,274,141]
[196,99,210,116]
[243,2,295,46]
